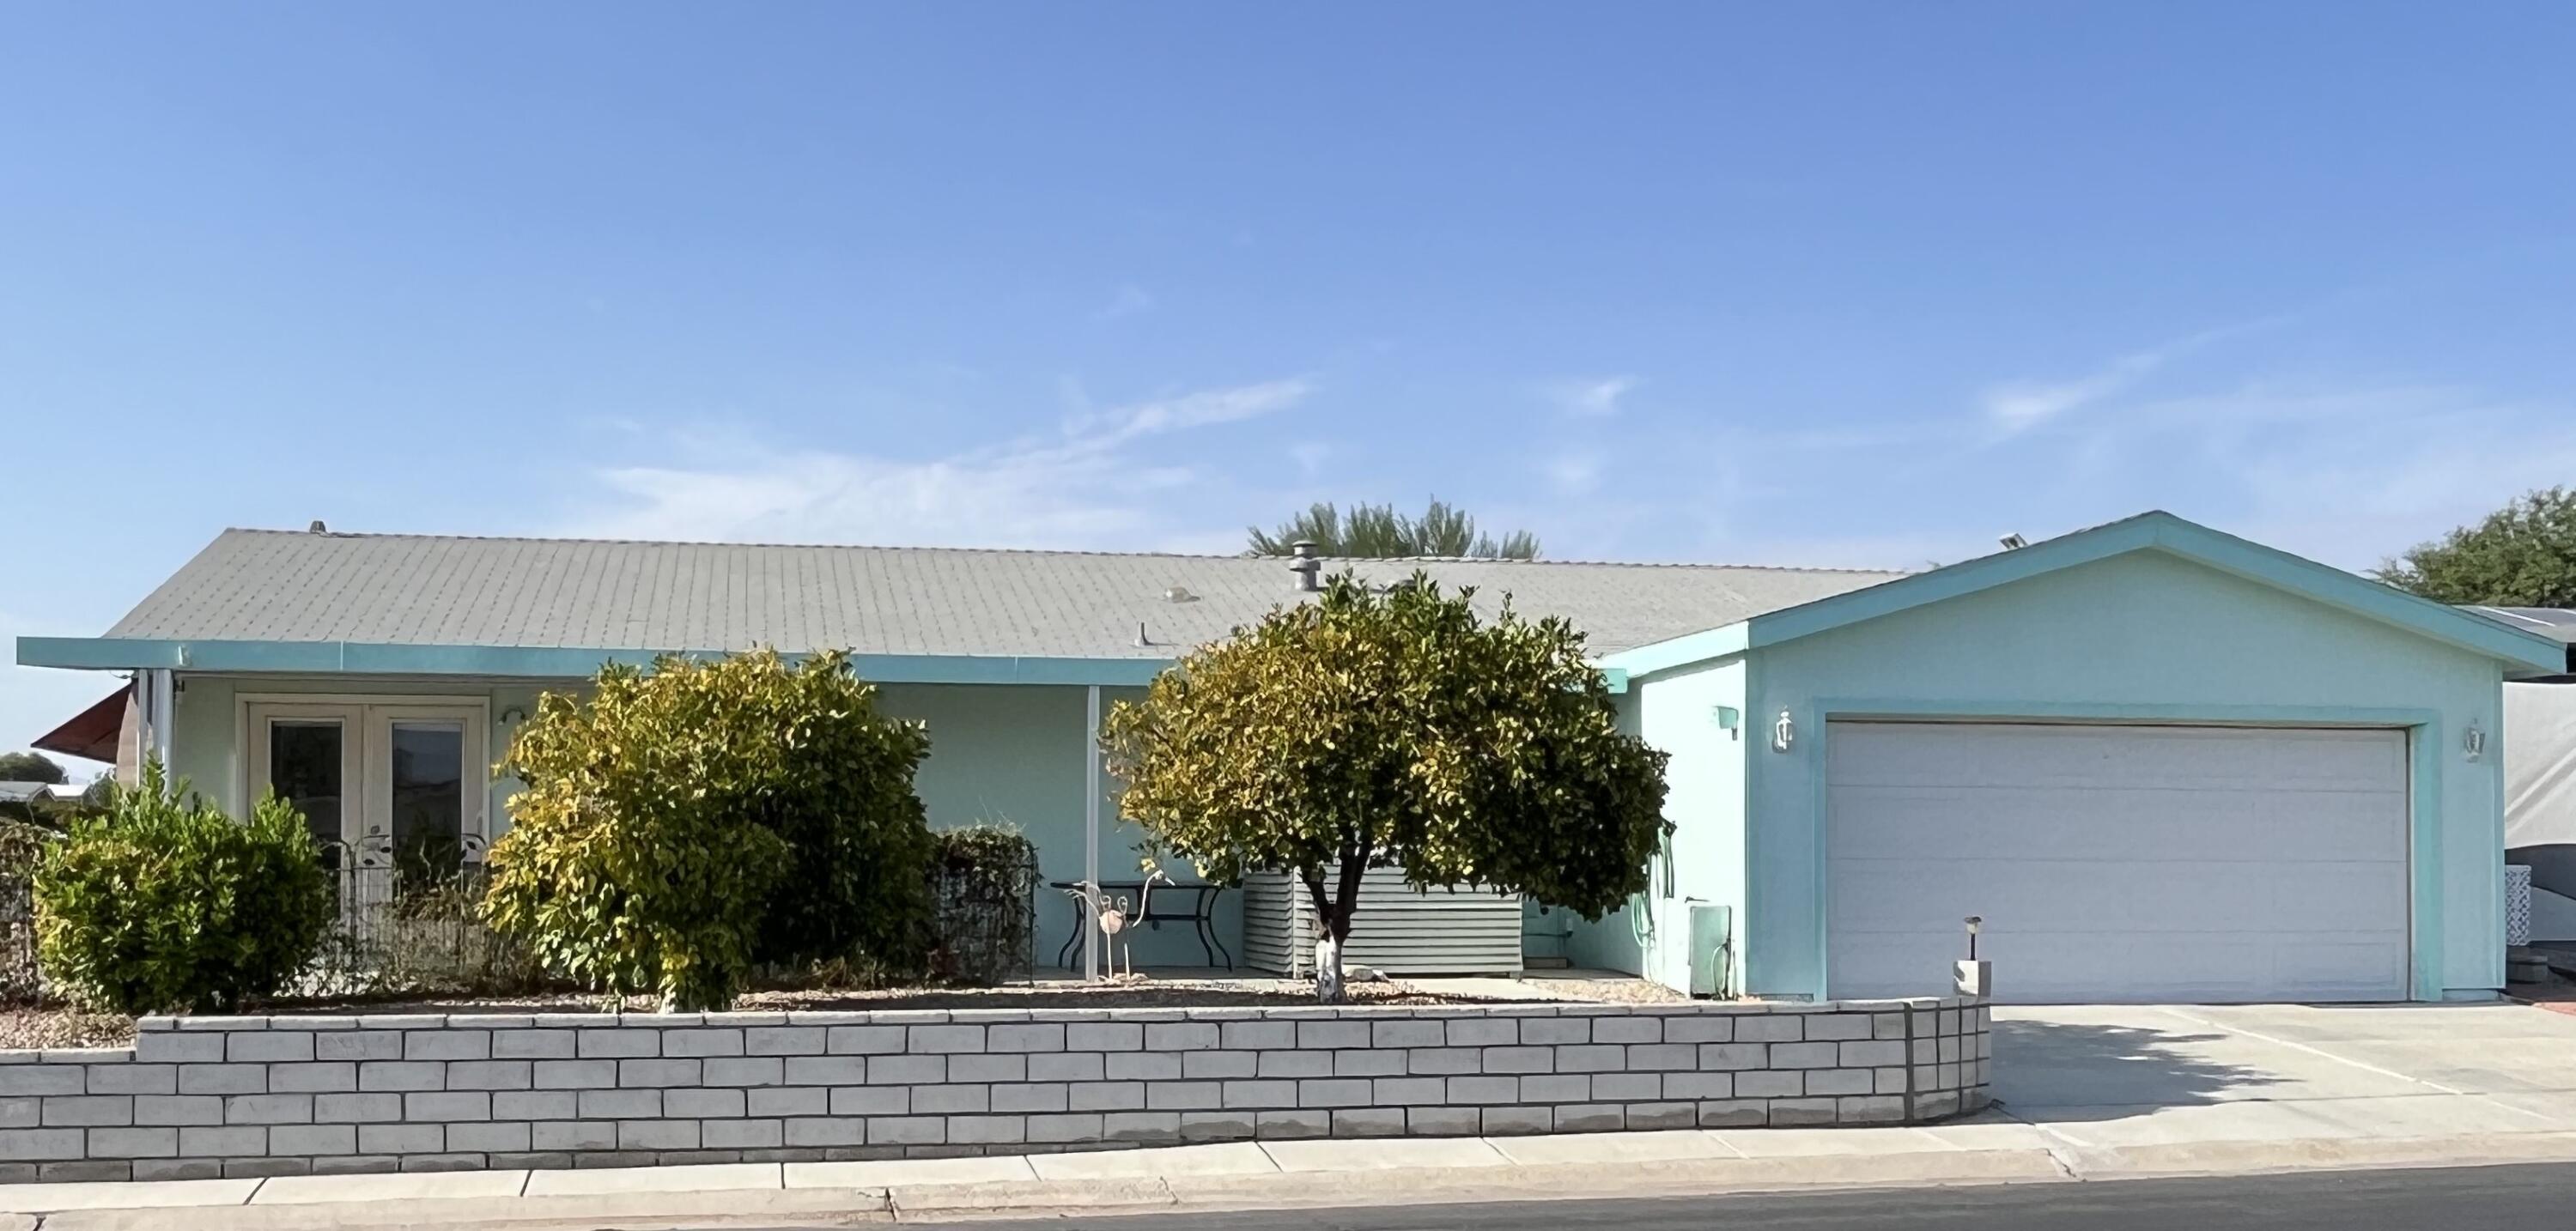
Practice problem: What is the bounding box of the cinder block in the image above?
[404,1030,489,1062]
[1481,1046,1554,1074]
[1517,1074,1589,1103]
[1332,1048,1405,1077]
[230,1031,317,1063]
[1329,1107,1406,1137]
[402,1092,489,1123]
[1178,1111,1255,1142]
[864,1055,943,1085]
[577,1029,661,1058]
[617,1119,698,1150]
[137,1033,228,1064]
[783,1057,866,1086]
[1736,1016,1802,1043]
[829,1086,908,1116]
[703,1118,783,1149]
[1405,1047,1480,1075]
[1735,1071,1801,1099]
[396,1153,485,1173]
[1294,1021,1369,1050]
[1444,1018,1516,1047]
[133,1095,227,1127]
[786,1117,866,1147]
[618,1058,702,1088]
[866,1116,945,1145]
[991,1083,1067,1113]
[1804,1014,1872,1042]
[87,1064,178,1096]
[1838,1040,1907,1068]
[1873,1013,1909,1041]
[1256,1051,1332,1079]
[1555,1045,1627,1073]
[178,1064,268,1095]
[1100,1112,1179,1143]
[1696,1100,1769,1128]
[1590,1017,1661,1045]
[494,1091,577,1120]
[1254,1108,1327,1138]
[266,1063,357,1094]
[664,1029,747,1058]
[1182,1050,1257,1080]
[446,1061,534,1091]
[532,1120,617,1151]
[88,1125,179,1158]
[1219,1079,1297,1109]
[576,1088,660,1119]
[1588,1072,1660,1101]
[1066,1022,1142,1051]
[1479,1106,1550,1136]
[493,1030,576,1059]
[1625,1043,1696,1071]
[222,1094,313,1125]
[1769,1041,1838,1069]
[533,1059,618,1090]
[179,1125,267,1157]
[1553,1104,1623,1132]
[826,1025,906,1054]
[133,1157,228,1180]
[908,1025,986,1054]
[1663,1016,1735,1044]
[1406,1107,1480,1136]
[1144,1081,1223,1111]
[313,1094,403,1124]
[947,1054,1025,1083]
[0,1096,31,1129]
[910,1084,987,1114]
[1767,1097,1838,1127]
[748,1087,826,1118]
[1518,1018,1589,1046]
[1295,1078,1373,1108]
[270,1124,359,1155]
[1838,1095,1907,1125]
[441,1121,529,1152]
[945,1115,1024,1144]
[1218,1021,1297,1050]
[1803,1069,1874,1097]
[1445,1076,1516,1104]
[744,1027,823,1055]
[1026,1113,1104,1143]
[356,1061,446,1093]
[1369,1019,1443,1048]
[315,1032,404,1062]
[1698,1043,1768,1070]
[703,1058,785,1088]
[1068,1081,1145,1112]
[1145,1022,1218,1052]
[1028,1052,1104,1083]
[1625,1101,1698,1130]
[667,1088,746,1118]
[1662,1072,1733,1101]
[44,1095,135,1127]
[987,1024,1065,1053]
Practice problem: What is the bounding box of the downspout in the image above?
[1084,684,1102,982]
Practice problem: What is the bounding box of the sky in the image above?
[5,3,2576,767]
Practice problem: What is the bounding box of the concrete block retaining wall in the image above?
[0,997,1990,1182]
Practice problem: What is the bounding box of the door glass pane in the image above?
[388,722,465,891]
[268,720,345,864]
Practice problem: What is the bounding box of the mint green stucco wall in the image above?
[1739,549,2508,1003]
[163,676,1232,972]
[1570,658,1750,991]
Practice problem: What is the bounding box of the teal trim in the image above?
[1610,512,2567,678]
[1801,698,2446,1002]
[1598,626,1747,682]
[19,635,1632,692]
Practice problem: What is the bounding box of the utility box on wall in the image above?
[1687,902,1733,998]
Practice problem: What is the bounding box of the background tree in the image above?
[0,753,65,785]
[1248,499,1539,560]
[483,648,935,1010]
[1102,573,1669,1000]
[2377,487,2576,608]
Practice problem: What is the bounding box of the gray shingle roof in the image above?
[105,529,1907,661]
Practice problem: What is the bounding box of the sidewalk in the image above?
[9,1113,2576,1230]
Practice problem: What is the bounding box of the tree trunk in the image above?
[1314,931,1345,1003]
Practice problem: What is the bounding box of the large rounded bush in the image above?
[484,648,936,1010]
[34,763,334,1014]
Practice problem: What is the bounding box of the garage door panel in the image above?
[1828,785,2404,864]
[1825,722,2409,1004]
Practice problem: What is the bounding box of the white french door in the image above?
[246,700,489,876]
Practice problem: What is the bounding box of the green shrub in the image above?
[926,824,1038,985]
[484,648,938,1010]
[33,762,335,1014]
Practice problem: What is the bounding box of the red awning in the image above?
[33,688,126,766]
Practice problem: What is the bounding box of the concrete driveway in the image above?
[1990,1003,2576,1149]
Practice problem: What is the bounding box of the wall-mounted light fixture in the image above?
[2463,722,2487,762]
[1771,709,1795,753]
[499,706,528,726]
[1710,705,1741,739]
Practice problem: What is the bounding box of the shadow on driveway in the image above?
[1990,1017,2280,1122]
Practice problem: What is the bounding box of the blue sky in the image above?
[7,3,2576,764]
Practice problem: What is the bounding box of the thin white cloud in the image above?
[1548,376,1640,418]
[1543,452,1605,497]
[1981,349,2165,431]
[1289,442,1332,480]
[568,379,1314,550]
[1095,283,1156,322]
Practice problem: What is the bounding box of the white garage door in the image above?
[1826,722,2409,1004]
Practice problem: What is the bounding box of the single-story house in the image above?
[17,511,2566,1004]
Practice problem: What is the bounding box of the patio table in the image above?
[1048,878,1232,970]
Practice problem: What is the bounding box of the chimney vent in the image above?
[1289,540,1322,591]
[308,520,329,534]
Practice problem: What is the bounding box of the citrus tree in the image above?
[483,648,934,1010]
[1102,573,1669,999]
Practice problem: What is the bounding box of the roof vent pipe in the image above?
[309,520,329,534]
[1289,540,1322,591]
